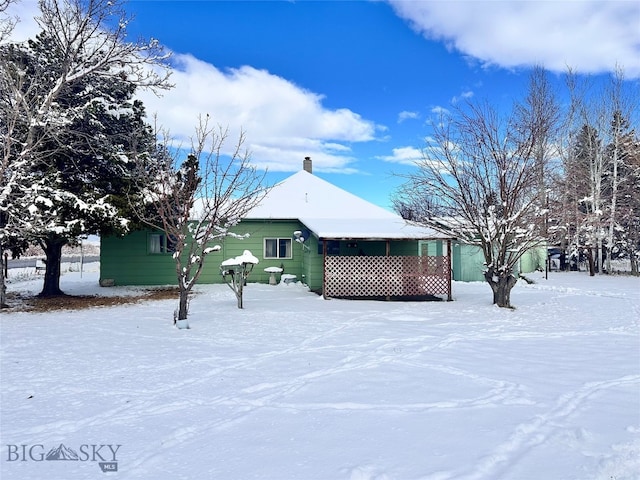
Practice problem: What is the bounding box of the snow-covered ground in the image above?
[1,264,639,480]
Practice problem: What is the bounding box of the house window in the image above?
[149,233,175,254]
[264,238,292,259]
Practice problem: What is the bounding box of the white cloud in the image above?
[376,146,423,166]
[398,110,420,123]
[6,1,380,174]
[451,90,474,104]
[430,106,451,116]
[387,0,640,78]
[4,0,41,42]
[139,54,380,173]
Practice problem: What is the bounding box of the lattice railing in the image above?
[324,255,450,298]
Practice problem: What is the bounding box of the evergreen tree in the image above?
[605,115,640,273]
[1,0,169,304]
[2,32,156,296]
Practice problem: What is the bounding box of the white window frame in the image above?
[264,238,292,259]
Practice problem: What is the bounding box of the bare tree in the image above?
[133,115,268,326]
[0,0,17,43]
[0,0,170,305]
[398,101,544,308]
[515,66,561,241]
[603,68,638,273]
[391,193,444,222]
[562,67,638,275]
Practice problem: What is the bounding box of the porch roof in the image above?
[301,218,452,241]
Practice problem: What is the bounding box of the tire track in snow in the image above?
[99,318,356,399]
[120,405,257,479]
[223,332,535,414]
[261,365,534,414]
[438,374,640,480]
[120,313,441,475]
[1,318,359,461]
[102,313,380,476]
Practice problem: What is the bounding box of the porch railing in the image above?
[324,255,450,299]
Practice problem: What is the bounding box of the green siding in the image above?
[100,230,177,285]
[418,240,443,256]
[304,236,324,291]
[452,243,486,282]
[101,221,307,286]
[519,246,546,274]
[109,224,561,290]
[228,220,306,284]
[449,242,547,282]
[391,241,419,256]
[102,227,544,288]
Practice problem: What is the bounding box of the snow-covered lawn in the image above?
[1,265,639,480]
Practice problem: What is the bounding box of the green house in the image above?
[100,161,454,300]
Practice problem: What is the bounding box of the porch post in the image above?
[447,239,453,301]
[386,240,391,301]
[322,239,327,299]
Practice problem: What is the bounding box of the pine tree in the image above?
[2,32,156,296]
[1,0,169,304]
[605,118,640,274]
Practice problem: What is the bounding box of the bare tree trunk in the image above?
[177,287,189,322]
[596,232,604,274]
[606,155,618,274]
[484,267,518,308]
[592,143,605,276]
[604,69,632,274]
[0,251,6,307]
[40,237,66,296]
[237,278,244,309]
[586,248,595,276]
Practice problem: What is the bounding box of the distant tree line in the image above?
[552,69,640,276]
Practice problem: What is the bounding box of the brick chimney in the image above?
[303,156,312,173]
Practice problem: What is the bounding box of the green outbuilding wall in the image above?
[449,242,546,282]
[519,246,546,274]
[451,242,486,282]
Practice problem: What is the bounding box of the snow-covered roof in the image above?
[305,218,449,240]
[245,170,451,240]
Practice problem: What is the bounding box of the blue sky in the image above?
[8,0,640,211]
